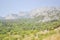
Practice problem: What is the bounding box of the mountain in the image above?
[0,7,60,22]
[29,7,60,22]
[5,12,29,20]
[0,16,5,20]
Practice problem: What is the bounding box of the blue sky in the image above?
[0,0,60,16]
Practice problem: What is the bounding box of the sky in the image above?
[0,0,60,17]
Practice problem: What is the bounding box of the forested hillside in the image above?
[0,7,60,40]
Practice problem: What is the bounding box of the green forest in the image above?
[0,19,60,40]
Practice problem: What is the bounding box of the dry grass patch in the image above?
[43,33,60,40]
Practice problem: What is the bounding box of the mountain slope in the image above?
[30,7,60,22]
[0,7,60,22]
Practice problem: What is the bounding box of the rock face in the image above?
[30,7,60,22]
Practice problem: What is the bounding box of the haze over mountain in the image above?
[4,12,30,19]
[0,7,60,22]
[30,7,60,22]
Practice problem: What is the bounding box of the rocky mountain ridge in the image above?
[0,7,60,22]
